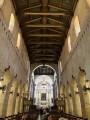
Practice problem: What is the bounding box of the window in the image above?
[74,16,81,37]
[60,61,62,73]
[68,36,71,53]
[8,13,15,32]
[0,0,4,8]
[87,0,90,7]
[17,33,21,49]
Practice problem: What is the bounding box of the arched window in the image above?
[0,0,4,8]
[68,36,71,53]
[60,61,62,73]
[74,16,81,37]
[17,33,21,49]
[87,0,90,7]
[8,13,15,32]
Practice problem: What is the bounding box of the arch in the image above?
[59,83,64,111]
[14,82,22,114]
[68,36,71,53]
[60,83,64,100]
[31,63,58,75]
[20,86,25,113]
[78,70,90,119]
[24,82,29,99]
[6,77,17,116]
[66,82,74,115]
[8,13,15,32]
[87,0,90,7]
[63,87,69,113]
[0,68,10,117]
[72,78,82,117]
[17,33,21,49]
[0,0,4,8]
[74,16,81,37]
[33,64,56,74]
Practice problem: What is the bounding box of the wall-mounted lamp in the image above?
[0,77,3,81]
[69,93,72,98]
[60,97,64,100]
[0,85,6,92]
[83,85,90,92]
[83,80,90,93]
[75,86,79,94]
[9,91,13,95]
[0,76,6,93]
[17,93,19,97]
[75,91,79,94]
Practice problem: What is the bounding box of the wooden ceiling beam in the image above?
[47,28,64,34]
[29,49,59,52]
[47,17,68,27]
[31,56,59,59]
[24,17,42,24]
[26,24,64,28]
[26,34,63,37]
[30,60,58,64]
[30,54,59,57]
[27,44,60,49]
[30,57,58,61]
[24,28,42,34]
[24,12,68,16]
[28,48,60,50]
[29,50,59,54]
[48,4,73,12]
[26,41,62,45]
[17,4,42,11]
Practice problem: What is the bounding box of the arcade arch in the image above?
[0,68,10,117]
[66,82,73,115]
[14,82,22,114]
[6,77,17,116]
[78,70,90,119]
[71,78,82,117]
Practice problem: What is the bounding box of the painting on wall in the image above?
[41,93,46,101]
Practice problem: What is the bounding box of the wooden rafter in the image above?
[30,60,58,64]
[29,49,59,52]
[47,28,64,34]
[24,17,42,24]
[48,4,73,12]
[26,41,62,45]
[30,57,58,61]
[26,34,63,37]
[28,47,60,50]
[47,17,68,27]
[25,24,65,28]
[27,44,61,48]
[17,4,42,11]
[30,50,59,53]
[30,54,59,57]
[24,12,72,16]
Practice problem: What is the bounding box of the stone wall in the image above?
[0,0,30,85]
[0,0,30,117]
[58,0,90,119]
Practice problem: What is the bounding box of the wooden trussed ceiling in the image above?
[34,66,54,75]
[12,0,78,64]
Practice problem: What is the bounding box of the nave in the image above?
[0,0,90,120]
